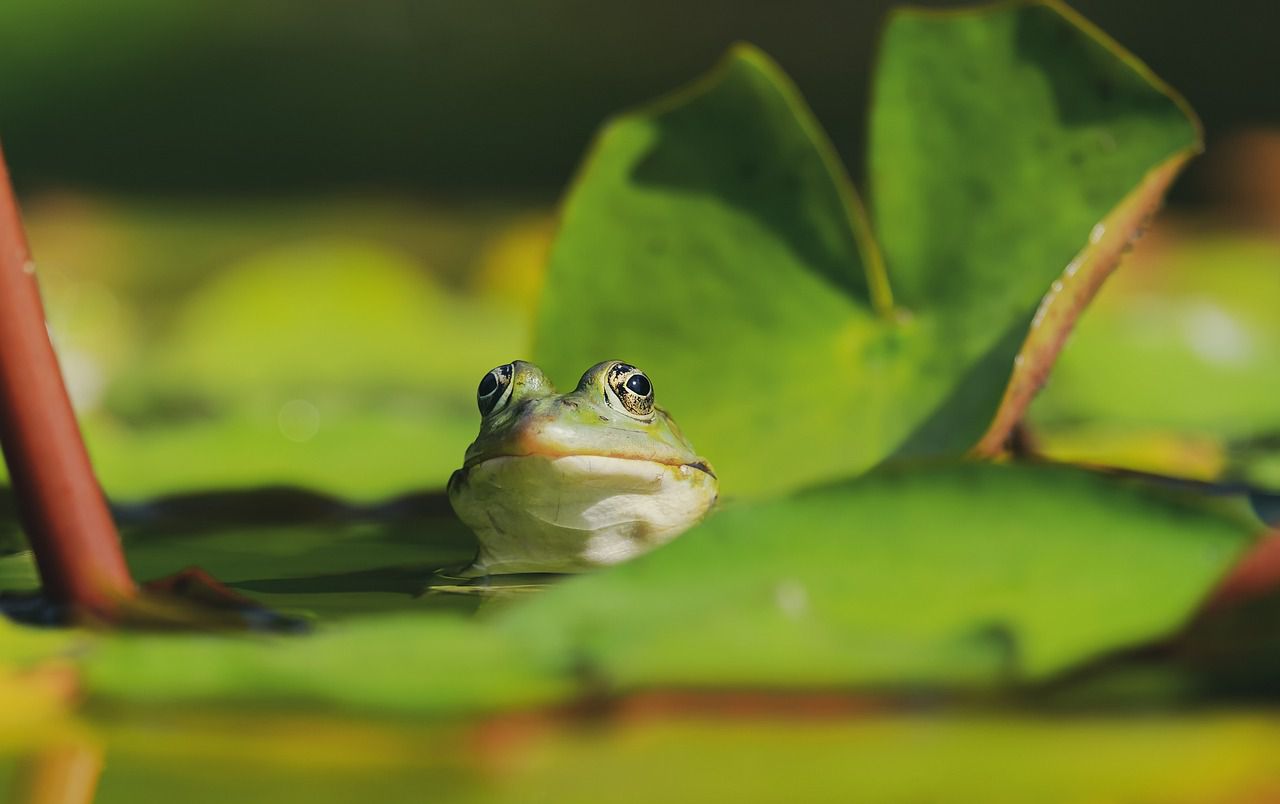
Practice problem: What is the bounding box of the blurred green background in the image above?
[1,1,1279,801]
[1,0,1276,198]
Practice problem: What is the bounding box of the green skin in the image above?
[448,360,717,576]
[459,360,711,473]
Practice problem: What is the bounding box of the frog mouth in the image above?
[460,450,716,480]
[451,454,717,494]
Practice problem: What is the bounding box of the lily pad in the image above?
[534,2,1199,499]
[80,613,569,717]
[51,464,1256,714]
[499,463,1255,690]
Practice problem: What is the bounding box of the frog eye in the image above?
[605,362,654,418]
[477,363,515,416]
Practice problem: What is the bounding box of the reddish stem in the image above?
[1201,531,1280,613]
[11,740,104,804]
[0,143,136,617]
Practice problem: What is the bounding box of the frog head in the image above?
[448,360,718,575]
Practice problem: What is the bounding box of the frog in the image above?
[447,360,718,576]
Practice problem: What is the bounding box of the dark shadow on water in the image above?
[110,486,458,532]
[0,484,497,622]
[0,592,69,626]
[425,572,570,594]
[1253,492,1280,528]
[0,584,312,633]
[233,565,439,597]
[230,567,573,598]
[3,485,465,550]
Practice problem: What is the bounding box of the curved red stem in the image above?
[0,143,136,617]
[1202,531,1280,613]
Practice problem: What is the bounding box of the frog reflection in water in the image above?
[448,360,718,576]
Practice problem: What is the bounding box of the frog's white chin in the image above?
[448,454,718,576]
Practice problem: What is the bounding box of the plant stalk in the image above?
[0,143,136,617]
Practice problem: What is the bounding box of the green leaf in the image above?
[54,464,1255,713]
[498,463,1253,690]
[535,3,1200,499]
[535,45,900,500]
[871,1,1201,457]
[79,613,570,716]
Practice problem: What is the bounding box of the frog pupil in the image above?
[477,373,498,397]
[626,374,651,397]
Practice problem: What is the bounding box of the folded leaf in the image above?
[871,2,1201,456]
[536,2,1200,498]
